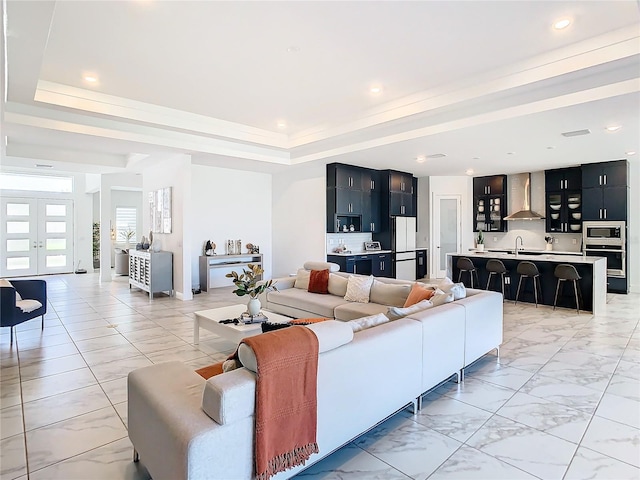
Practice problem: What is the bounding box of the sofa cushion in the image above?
[369,280,411,307]
[386,299,433,320]
[404,283,436,307]
[348,313,389,332]
[328,273,348,297]
[304,261,340,273]
[344,275,374,303]
[333,301,389,321]
[267,288,348,318]
[308,269,329,294]
[294,269,311,289]
[438,277,467,300]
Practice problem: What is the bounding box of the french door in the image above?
[432,194,461,279]
[1,198,74,277]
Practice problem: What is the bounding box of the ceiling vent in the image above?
[426,153,447,158]
[561,129,591,137]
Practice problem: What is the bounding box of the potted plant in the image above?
[476,230,485,252]
[226,264,277,315]
[119,228,136,251]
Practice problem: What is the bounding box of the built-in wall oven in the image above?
[583,221,626,278]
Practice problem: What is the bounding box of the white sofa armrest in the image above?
[202,368,255,425]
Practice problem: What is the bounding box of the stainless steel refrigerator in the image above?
[392,216,416,280]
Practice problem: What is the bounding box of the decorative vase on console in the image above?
[226,264,277,316]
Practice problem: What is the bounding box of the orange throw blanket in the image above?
[243,326,320,480]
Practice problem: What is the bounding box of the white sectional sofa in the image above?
[127,264,503,479]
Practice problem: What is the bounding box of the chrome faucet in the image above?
[515,236,524,255]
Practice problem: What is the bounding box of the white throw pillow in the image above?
[386,299,433,320]
[294,269,311,289]
[344,275,374,303]
[348,313,389,332]
[431,288,455,306]
[0,279,22,301]
[369,280,411,307]
[328,273,348,297]
[16,299,42,313]
[438,277,454,292]
[450,283,467,300]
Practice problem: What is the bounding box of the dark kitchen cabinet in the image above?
[389,171,413,193]
[473,175,505,197]
[361,169,379,192]
[361,191,380,233]
[328,164,362,190]
[371,253,392,278]
[327,254,372,275]
[582,160,628,189]
[545,167,581,192]
[581,160,629,221]
[389,192,414,216]
[545,167,582,233]
[473,175,507,232]
[327,164,366,232]
[416,249,427,279]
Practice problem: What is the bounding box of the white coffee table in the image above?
[193,304,292,345]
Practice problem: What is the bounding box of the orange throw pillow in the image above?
[195,362,224,379]
[403,283,436,307]
[308,269,329,294]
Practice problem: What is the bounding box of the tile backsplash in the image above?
[326,233,373,254]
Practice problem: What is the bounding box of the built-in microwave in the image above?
[583,221,625,245]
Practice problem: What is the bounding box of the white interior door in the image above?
[432,195,461,278]
[1,198,74,277]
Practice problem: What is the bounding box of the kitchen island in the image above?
[447,252,607,314]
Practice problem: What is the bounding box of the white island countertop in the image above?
[464,251,604,264]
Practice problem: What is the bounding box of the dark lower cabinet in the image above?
[371,253,392,278]
[326,254,373,275]
[416,249,427,279]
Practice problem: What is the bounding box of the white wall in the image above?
[272,163,326,277]
[190,164,273,289]
[142,155,192,299]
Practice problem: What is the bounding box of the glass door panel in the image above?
[37,199,73,274]
[1,198,38,276]
[433,195,461,278]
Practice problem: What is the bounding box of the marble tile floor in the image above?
[0,273,638,480]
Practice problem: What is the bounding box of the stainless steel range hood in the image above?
[504,173,545,221]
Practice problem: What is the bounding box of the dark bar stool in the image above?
[456,257,479,288]
[553,264,582,314]
[515,261,541,307]
[486,259,510,298]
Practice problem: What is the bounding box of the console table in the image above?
[199,254,263,292]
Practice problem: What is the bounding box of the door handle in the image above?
[603,174,607,185]
[599,175,602,185]
[604,208,607,219]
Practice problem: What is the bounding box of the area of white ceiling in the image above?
[1,0,639,177]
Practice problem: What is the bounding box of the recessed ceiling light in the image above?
[276,121,287,129]
[416,155,427,163]
[465,169,474,176]
[286,46,299,53]
[605,125,621,132]
[84,75,98,83]
[553,18,571,30]
[626,151,636,155]
[369,85,383,95]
